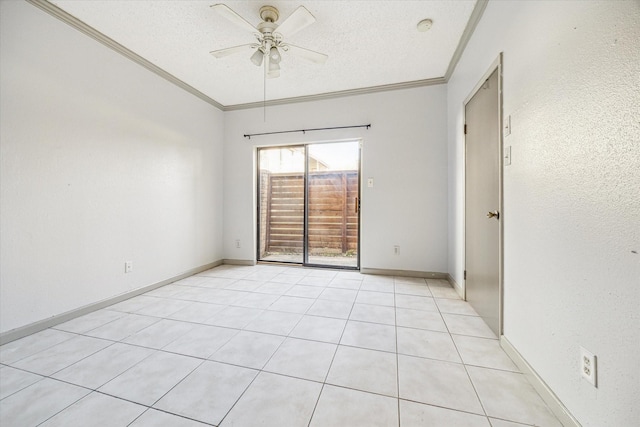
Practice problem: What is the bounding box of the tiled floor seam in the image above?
[455,329,557,425]
[1,368,203,423]
[148,357,208,407]
[398,397,491,419]
[1,265,563,427]
[393,282,402,426]
[7,337,120,379]
[447,314,493,422]
[28,385,90,426]
[306,279,359,426]
[434,292,494,423]
[127,407,217,427]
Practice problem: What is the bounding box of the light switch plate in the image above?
[504,146,512,166]
[367,178,374,188]
[505,115,511,136]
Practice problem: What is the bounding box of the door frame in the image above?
[462,53,504,335]
[255,139,362,270]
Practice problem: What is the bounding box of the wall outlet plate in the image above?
[580,346,597,387]
[124,261,133,273]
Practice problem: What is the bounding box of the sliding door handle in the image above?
[355,197,360,213]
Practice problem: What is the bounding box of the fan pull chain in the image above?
[263,57,267,122]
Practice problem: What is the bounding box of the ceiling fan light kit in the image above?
[209,3,327,78]
[250,48,264,66]
[269,46,281,63]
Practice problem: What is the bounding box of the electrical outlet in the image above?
[124,261,133,273]
[235,239,241,248]
[394,245,400,255]
[580,346,597,387]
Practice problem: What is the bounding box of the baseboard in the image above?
[500,336,581,427]
[222,259,256,266]
[447,273,465,299]
[0,260,223,345]
[360,267,447,279]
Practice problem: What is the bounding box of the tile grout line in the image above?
[2,265,551,426]
[164,269,290,427]
[124,406,217,427]
[394,277,402,426]
[428,278,492,424]
[306,272,360,426]
[199,363,261,426]
[17,342,168,427]
[44,311,221,425]
[209,268,339,427]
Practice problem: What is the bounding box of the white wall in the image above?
[223,85,448,273]
[447,1,639,426]
[0,1,224,334]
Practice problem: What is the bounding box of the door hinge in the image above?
[464,124,467,135]
[464,270,467,280]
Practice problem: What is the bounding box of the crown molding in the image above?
[224,77,447,111]
[26,0,486,112]
[25,0,225,110]
[444,0,489,81]
[223,0,487,111]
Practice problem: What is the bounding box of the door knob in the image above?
[486,210,500,220]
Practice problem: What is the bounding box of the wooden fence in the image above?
[260,171,359,256]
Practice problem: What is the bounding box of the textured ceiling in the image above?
[49,0,478,108]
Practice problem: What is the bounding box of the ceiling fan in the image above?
[210,4,328,78]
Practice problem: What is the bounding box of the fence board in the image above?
[263,171,359,255]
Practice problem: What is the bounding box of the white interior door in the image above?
[465,67,501,336]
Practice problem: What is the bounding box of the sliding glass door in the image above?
[306,142,360,267]
[258,146,305,264]
[257,141,360,269]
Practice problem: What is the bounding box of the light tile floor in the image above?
[0,264,563,426]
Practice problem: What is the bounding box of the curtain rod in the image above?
[244,124,371,139]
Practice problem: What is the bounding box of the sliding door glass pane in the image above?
[306,141,360,268]
[258,146,305,263]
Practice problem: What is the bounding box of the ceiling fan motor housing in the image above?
[257,7,281,55]
[259,6,279,23]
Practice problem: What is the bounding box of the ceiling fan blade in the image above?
[283,44,328,64]
[274,6,316,38]
[210,4,256,33]
[210,44,256,58]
